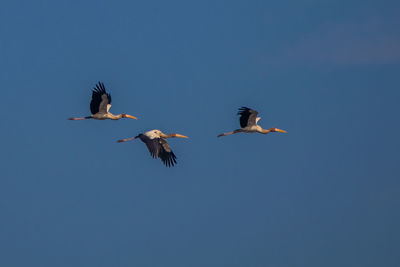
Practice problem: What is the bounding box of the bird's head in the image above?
[155,130,165,137]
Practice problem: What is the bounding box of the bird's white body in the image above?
[144,130,163,139]
[242,124,262,133]
[241,117,262,132]
[92,111,129,120]
[92,113,110,120]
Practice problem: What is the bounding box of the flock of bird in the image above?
[69,82,287,167]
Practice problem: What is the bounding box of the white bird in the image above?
[117,129,188,167]
[218,107,287,137]
[68,82,137,121]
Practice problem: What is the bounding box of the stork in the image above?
[68,82,137,121]
[218,107,286,137]
[117,130,188,167]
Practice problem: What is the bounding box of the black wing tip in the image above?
[91,81,111,104]
[162,152,177,167]
[237,106,252,115]
[92,81,106,94]
[238,106,257,112]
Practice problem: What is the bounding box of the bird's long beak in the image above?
[124,114,138,120]
[169,133,189,138]
[274,128,287,133]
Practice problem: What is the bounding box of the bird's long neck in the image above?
[259,128,272,134]
[109,113,123,120]
[259,127,287,134]
[109,113,137,120]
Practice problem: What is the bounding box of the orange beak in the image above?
[125,114,138,120]
[174,134,188,138]
[274,128,287,133]
[168,133,189,138]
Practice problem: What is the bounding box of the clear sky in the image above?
[1,0,399,266]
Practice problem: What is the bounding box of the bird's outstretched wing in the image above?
[238,107,258,128]
[90,82,112,115]
[140,135,177,167]
[142,136,161,159]
[158,138,177,167]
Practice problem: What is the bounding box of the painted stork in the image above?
[68,82,137,120]
[218,107,287,137]
[117,130,188,167]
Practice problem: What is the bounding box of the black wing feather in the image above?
[90,82,112,114]
[139,135,177,167]
[158,139,177,167]
[238,107,258,128]
[139,135,160,158]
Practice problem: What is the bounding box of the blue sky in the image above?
[1,0,399,266]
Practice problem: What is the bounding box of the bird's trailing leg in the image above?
[217,129,243,137]
[117,136,138,143]
[68,116,92,120]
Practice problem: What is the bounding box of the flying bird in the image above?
[68,82,138,121]
[218,107,287,137]
[117,130,188,167]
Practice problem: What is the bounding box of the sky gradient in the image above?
[1,0,399,266]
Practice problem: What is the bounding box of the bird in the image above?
[217,107,287,137]
[68,82,138,121]
[117,129,188,167]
